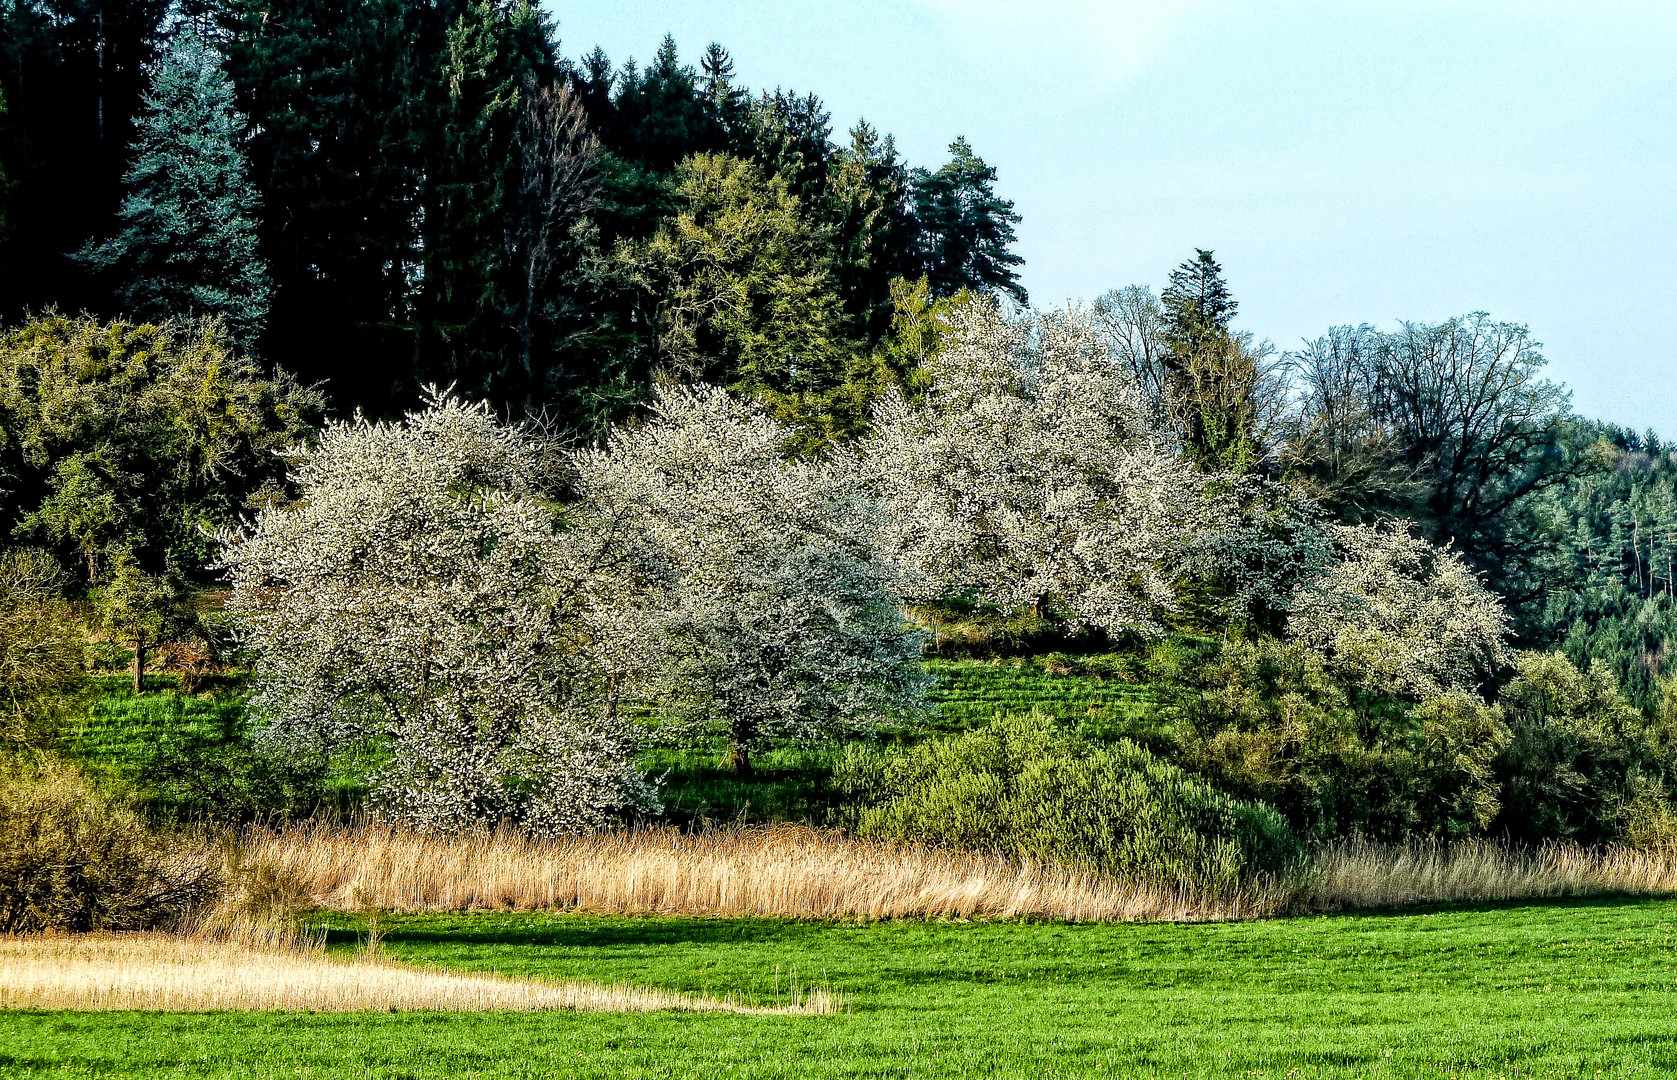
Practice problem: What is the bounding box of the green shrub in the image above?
[1492,651,1677,845]
[834,712,1300,891]
[0,547,85,747]
[0,756,221,932]
[1176,638,1426,841]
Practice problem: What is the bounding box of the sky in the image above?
[545,1,1677,435]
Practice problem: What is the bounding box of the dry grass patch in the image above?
[239,822,1677,925]
[0,932,840,1013]
[1302,838,1677,911]
[242,821,1287,922]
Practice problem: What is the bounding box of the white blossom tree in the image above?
[855,300,1206,637]
[1287,521,1509,699]
[218,392,654,834]
[573,384,926,772]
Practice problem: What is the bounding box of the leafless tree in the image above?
[502,79,601,413]
[1091,285,1170,417]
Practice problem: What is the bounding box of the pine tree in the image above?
[1161,248,1237,359]
[909,137,1025,304]
[1157,249,1260,471]
[828,120,913,340]
[82,22,270,347]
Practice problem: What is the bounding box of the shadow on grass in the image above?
[310,890,1677,954]
[1295,889,1677,922]
[314,913,855,952]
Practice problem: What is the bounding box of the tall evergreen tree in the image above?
[828,120,913,340]
[743,89,832,208]
[419,0,556,396]
[0,0,170,322]
[1158,249,1269,472]
[909,137,1025,304]
[1161,248,1237,359]
[81,22,271,346]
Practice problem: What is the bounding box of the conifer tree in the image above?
[829,120,913,339]
[1161,248,1237,359]
[909,137,1025,304]
[82,22,270,347]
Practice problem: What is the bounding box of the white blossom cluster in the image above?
[855,301,1206,637]
[218,393,655,835]
[1287,521,1510,698]
[572,385,926,768]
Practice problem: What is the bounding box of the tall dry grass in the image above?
[0,932,839,1013]
[240,821,1289,922]
[1301,838,1677,911]
[239,821,1677,924]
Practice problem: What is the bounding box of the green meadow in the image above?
[8,896,1677,1079]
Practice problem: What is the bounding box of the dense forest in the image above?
[7,0,1677,884]
[0,0,1020,435]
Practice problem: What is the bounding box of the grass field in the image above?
[7,897,1677,1077]
[644,657,1178,825]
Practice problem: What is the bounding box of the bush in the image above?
[1492,651,1676,845]
[834,712,1300,891]
[0,756,221,932]
[0,548,85,746]
[1176,638,1425,841]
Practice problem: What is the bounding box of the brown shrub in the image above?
[0,757,222,932]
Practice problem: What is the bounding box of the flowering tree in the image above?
[573,385,926,772]
[219,393,653,834]
[1288,521,1509,698]
[856,300,1205,637]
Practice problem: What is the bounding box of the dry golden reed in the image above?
[241,822,1677,924]
[241,821,1287,922]
[0,932,838,1013]
[1300,837,1677,911]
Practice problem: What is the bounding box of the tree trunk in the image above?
[132,633,146,695]
[727,741,751,774]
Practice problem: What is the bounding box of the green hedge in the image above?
[835,712,1299,890]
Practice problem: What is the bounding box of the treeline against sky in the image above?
[0,0,1021,434]
[8,0,1677,730]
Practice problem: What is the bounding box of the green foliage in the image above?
[1157,248,1270,472]
[908,137,1025,304]
[626,152,846,398]
[1518,426,1677,707]
[1176,638,1507,841]
[1492,650,1677,845]
[92,550,195,693]
[0,547,84,746]
[0,754,220,932]
[836,711,1300,890]
[77,22,271,346]
[0,313,323,584]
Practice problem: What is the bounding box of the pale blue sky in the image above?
[548,1,1677,434]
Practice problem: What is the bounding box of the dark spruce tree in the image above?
[909,137,1025,304]
[79,22,271,347]
[1161,247,1237,358]
[219,0,446,414]
[418,0,558,402]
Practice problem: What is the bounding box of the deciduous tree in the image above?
[573,384,926,772]
[219,392,654,833]
[857,300,1204,637]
